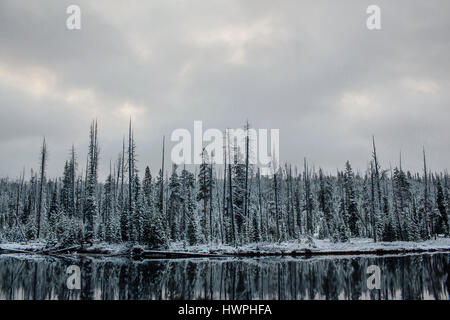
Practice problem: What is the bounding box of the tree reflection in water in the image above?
[0,253,448,300]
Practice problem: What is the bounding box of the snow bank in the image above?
[168,237,450,255]
[1,237,449,257]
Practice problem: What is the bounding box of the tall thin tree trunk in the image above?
[222,138,227,244]
[391,165,404,241]
[36,138,47,239]
[215,169,223,244]
[121,138,125,202]
[244,122,249,239]
[227,131,236,246]
[289,165,296,238]
[128,120,133,234]
[370,162,377,242]
[257,167,263,241]
[248,171,254,241]
[372,136,382,212]
[274,170,280,241]
[209,160,214,243]
[83,152,88,224]
[423,147,431,238]
[71,145,76,217]
[160,136,165,213]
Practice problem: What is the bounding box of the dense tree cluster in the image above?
[0,121,448,248]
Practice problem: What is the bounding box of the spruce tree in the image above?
[84,121,98,244]
[142,166,154,245]
[197,149,214,242]
[436,180,449,235]
[168,164,182,241]
[344,161,359,237]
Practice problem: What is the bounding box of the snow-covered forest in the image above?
[0,120,448,249]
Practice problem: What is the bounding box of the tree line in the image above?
[0,120,448,248]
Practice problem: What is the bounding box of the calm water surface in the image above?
[0,253,448,300]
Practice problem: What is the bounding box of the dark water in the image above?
[0,253,448,300]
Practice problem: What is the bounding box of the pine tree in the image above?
[197,149,214,242]
[47,181,59,242]
[181,168,198,245]
[318,169,335,238]
[392,167,412,240]
[273,168,280,241]
[422,147,431,238]
[293,171,302,235]
[147,167,168,249]
[127,120,136,242]
[84,121,98,244]
[303,159,314,235]
[337,197,350,242]
[343,161,359,237]
[168,164,182,241]
[60,161,71,216]
[69,145,77,218]
[119,140,128,241]
[436,179,449,235]
[103,169,115,242]
[142,166,154,245]
[131,172,144,243]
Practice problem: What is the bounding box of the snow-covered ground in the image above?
[1,237,449,256]
[168,237,450,255]
[1,241,47,251]
[0,241,129,255]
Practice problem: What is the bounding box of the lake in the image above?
[0,253,448,300]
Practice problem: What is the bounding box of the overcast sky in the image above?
[0,0,449,180]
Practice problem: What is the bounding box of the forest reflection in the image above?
[0,253,448,300]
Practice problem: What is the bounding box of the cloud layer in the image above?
[0,0,449,179]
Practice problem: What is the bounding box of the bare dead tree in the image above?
[227,130,236,246]
[370,161,377,242]
[160,136,165,214]
[372,136,382,212]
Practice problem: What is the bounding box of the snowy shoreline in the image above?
[170,237,450,255]
[1,237,449,259]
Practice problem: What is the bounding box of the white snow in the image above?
[1,237,449,256]
[168,237,450,255]
[1,240,47,251]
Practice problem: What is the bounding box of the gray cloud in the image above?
[0,0,448,179]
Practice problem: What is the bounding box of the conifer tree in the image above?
[84,121,98,243]
[148,167,168,248]
[168,164,182,240]
[181,168,197,245]
[344,161,359,237]
[103,168,116,242]
[197,149,214,242]
[303,159,314,235]
[131,172,143,243]
[47,181,59,242]
[142,166,154,245]
[436,179,449,235]
[318,169,334,238]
